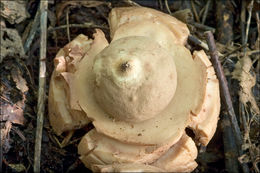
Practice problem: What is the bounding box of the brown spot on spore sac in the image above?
[128,96,133,101]
[144,62,152,72]
[138,133,142,136]
[128,96,137,102]
[203,109,206,112]
[169,73,175,79]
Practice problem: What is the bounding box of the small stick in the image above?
[188,35,209,50]
[202,0,211,24]
[66,8,71,42]
[205,31,249,173]
[48,23,108,32]
[222,113,240,173]
[123,0,141,7]
[158,0,163,11]
[190,22,216,33]
[24,4,41,54]
[240,0,246,45]
[165,0,172,15]
[222,44,247,59]
[191,0,200,22]
[255,12,260,51]
[243,0,254,55]
[199,6,205,18]
[256,12,260,37]
[0,124,2,173]
[33,1,48,172]
[188,35,223,57]
[228,50,260,58]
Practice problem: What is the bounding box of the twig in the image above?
[222,44,247,59]
[243,0,254,55]
[202,0,210,24]
[158,0,163,10]
[255,12,260,51]
[48,23,108,32]
[228,50,260,58]
[256,12,260,38]
[199,5,205,18]
[0,114,2,173]
[123,0,141,7]
[240,0,246,45]
[216,0,234,45]
[191,0,200,22]
[221,113,240,173]
[23,4,41,54]
[33,1,48,172]
[190,22,216,33]
[188,35,209,50]
[194,0,202,7]
[65,159,82,173]
[165,0,172,15]
[188,35,223,57]
[66,8,71,42]
[60,130,75,148]
[12,126,26,141]
[205,31,250,173]
[0,96,21,109]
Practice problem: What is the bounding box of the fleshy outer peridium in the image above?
[48,30,108,135]
[152,133,198,172]
[78,130,198,172]
[188,50,220,146]
[78,129,177,166]
[49,6,220,173]
[75,36,207,146]
[48,34,92,135]
[91,163,166,172]
[109,7,189,46]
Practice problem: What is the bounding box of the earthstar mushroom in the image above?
[48,7,220,172]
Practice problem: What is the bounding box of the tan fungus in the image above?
[48,6,220,172]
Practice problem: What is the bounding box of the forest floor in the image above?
[0,0,259,172]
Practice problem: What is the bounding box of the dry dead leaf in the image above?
[7,163,26,172]
[1,104,24,125]
[216,42,237,54]
[0,1,29,24]
[238,153,251,163]
[0,67,27,125]
[11,68,29,93]
[56,1,111,24]
[0,121,12,153]
[0,28,25,63]
[232,56,260,114]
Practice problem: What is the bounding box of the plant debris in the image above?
[0,27,25,63]
[232,56,259,114]
[0,1,29,24]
